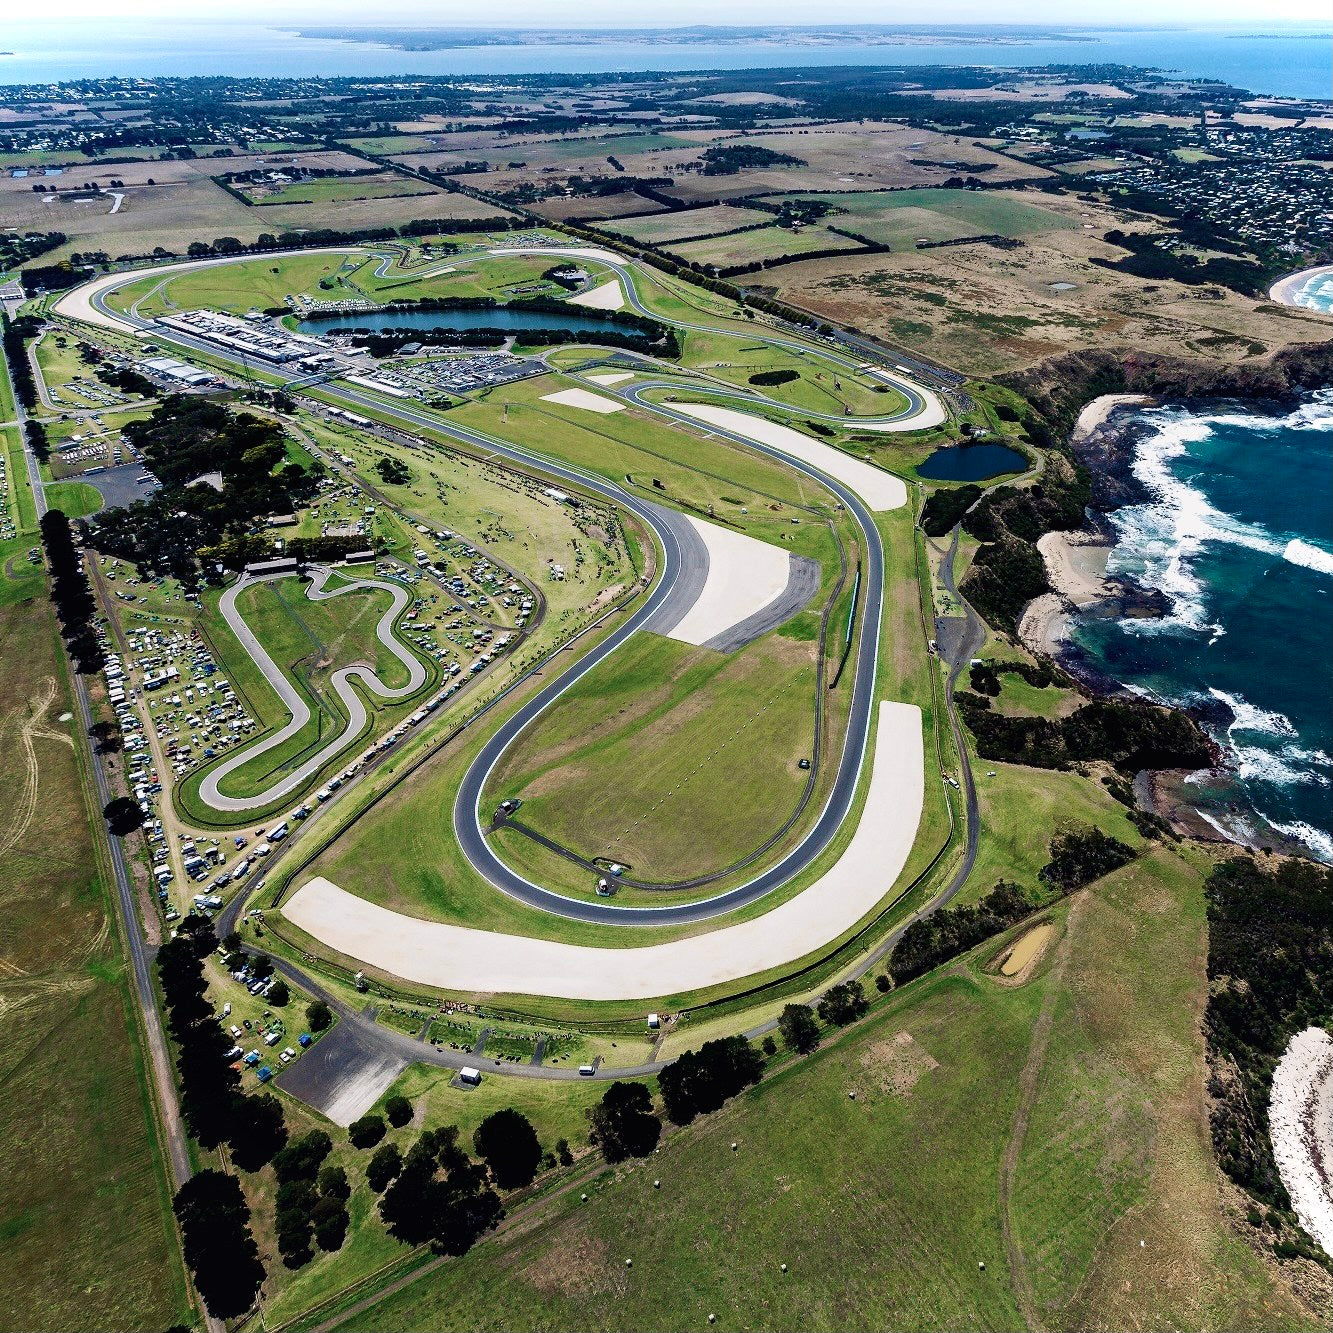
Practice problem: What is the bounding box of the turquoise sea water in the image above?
[1289,268,1333,315]
[1070,393,1333,861]
[1,23,1330,99]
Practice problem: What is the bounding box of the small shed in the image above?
[459,1066,482,1086]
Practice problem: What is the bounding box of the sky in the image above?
[35,3,1333,26]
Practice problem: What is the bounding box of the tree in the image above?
[268,978,290,1006]
[587,1081,660,1163]
[779,1004,820,1054]
[555,1137,573,1166]
[349,1114,387,1149]
[379,1127,503,1255]
[250,954,274,981]
[275,1179,317,1268]
[310,1194,349,1251]
[761,1035,777,1056]
[307,999,333,1032]
[273,1129,333,1184]
[816,981,869,1028]
[228,1093,288,1172]
[473,1108,542,1190]
[657,1037,763,1124]
[317,1164,350,1201]
[366,1141,403,1193]
[173,1170,265,1317]
[385,1094,413,1128]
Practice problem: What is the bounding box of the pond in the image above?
[302,304,634,337]
[916,442,1028,482]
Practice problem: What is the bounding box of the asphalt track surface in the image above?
[70,247,930,927]
[199,566,427,813]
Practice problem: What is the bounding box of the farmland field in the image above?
[672,222,866,268]
[0,596,190,1332]
[244,172,441,207]
[770,188,1078,249]
[604,203,774,245]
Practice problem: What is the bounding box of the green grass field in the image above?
[43,479,102,517]
[770,189,1077,250]
[337,844,1309,1333]
[0,598,191,1332]
[249,174,441,207]
[487,628,820,884]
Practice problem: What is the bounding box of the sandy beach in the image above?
[1037,530,1113,606]
[1070,392,1152,443]
[1269,263,1333,310]
[1269,1026,1333,1256]
[1018,533,1114,657]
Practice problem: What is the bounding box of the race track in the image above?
[199,566,427,813]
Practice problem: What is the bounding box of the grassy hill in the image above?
[337,844,1313,1333]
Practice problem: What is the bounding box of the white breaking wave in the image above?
[1231,742,1331,789]
[1108,399,1333,635]
[1208,687,1297,738]
[1269,819,1333,863]
[1285,537,1333,577]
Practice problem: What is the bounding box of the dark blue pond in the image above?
[303,304,628,337]
[916,443,1027,482]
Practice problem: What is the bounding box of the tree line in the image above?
[39,510,104,673]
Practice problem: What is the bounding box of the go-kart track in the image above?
[199,566,428,813]
[57,243,951,1003]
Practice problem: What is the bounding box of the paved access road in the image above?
[199,565,427,812]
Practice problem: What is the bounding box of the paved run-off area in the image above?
[283,701,922,1000]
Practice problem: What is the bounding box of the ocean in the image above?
[1070,394,1333,862]
[0,22,1330,100]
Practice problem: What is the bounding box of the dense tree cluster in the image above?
[40,510,104,673]
[958,693,1214,773]
[1039,827,1136,891]
[1205,856,1333,1223]
[2,313,41,411]
[816,980,870,1027]
[656,1036,764,1125]
[273,1132,349,1267]
[700,144,804,175]
[90,397,319,585]
[348,1114,387,1148]
[920,484,982,537]
[379,1126,503,1255]
[748,369,799,387]
[173,1171,265,1319]
[586,1081,661,1162]
[889,880,1035,986]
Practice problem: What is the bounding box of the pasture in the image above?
[772,188,1078,249]
[671,222,866,268]
[343,845,1307,1333]
[604,203,773,245]
[0,600,190,1332]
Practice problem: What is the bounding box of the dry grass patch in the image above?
[859,1030,941,1097]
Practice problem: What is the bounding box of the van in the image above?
[578,1064,595,1077]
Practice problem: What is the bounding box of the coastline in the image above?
[1019,388,1331,862]
[1269,263,1333,310]
[1017,393,1151,662]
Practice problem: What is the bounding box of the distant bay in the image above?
[1,22,1330,100]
